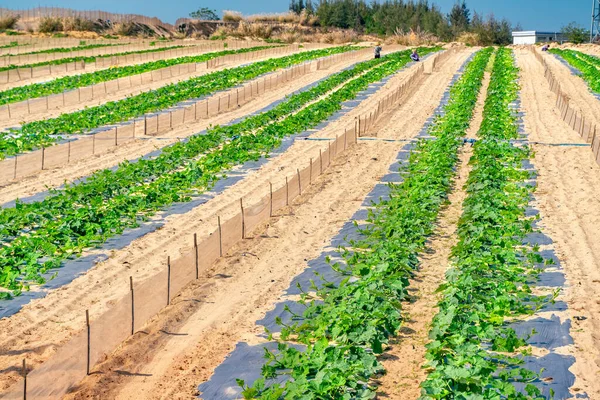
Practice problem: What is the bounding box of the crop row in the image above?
[550,48,600,93]
[2,42,120,57]
[236,48,494,398]
[0,46,352,159]
[0,41,24,49]
[421,48,550,399]
[0,45,273,106]
[0,47,435,297]
[0,44,187,72]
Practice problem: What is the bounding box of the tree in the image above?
[448,0,470,37]
[562,21,589,44]
[189,7,219,20]
[290,0,305,14]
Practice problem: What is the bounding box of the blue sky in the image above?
[1,0,590,31]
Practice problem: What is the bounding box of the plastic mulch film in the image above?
[244,193,271,235]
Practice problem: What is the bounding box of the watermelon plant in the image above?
[235,48,494,398]
[0,43,189,72]
[0,47,437,297]
[550,48,600,93]
[420,48,550,399]
[0,45,274,106]
[0,46,356,159]
[1,42,121,57]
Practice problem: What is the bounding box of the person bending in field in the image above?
[374,44,382,59]
[411,49,420,62]
[542,43,550,52]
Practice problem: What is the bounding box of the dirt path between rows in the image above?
[0,47,472,393]
[516,48,600,398]
[50,49,474,400]
[0,52,369,204]
[539,47,600,129]
[375,67,490,398]
[0,47,343,130]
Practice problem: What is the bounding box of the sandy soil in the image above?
[41,49,475,400]
[0,44,282,90]
[0,52,371,205]
[539,47,600,129]
[516,48,600,398]
[0,47,340,130]
[375,69,490,398]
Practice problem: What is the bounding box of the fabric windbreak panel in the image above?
[198,230,221,275]
[0,158,13,182]
[0,329,88,399]
[322,146,331,171]
[134,268,169,331]
[170,250,197,301]
[69,136,94,162]
[311,155,322,182]
[271,184,288,213]
[287,174,300,203]
[89,293,132,367]
[221,213,243,254]
[244,193,271,234]
[117,123,135,144]
[14,151,42,179]
[299,165,312,193]
[97,129,118,152]
[43,144,69,170]
[146,115,159,135]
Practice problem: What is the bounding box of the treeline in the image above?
[290,0,513,45]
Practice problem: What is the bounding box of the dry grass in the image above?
[222,10,243,22]
[38,17,63,33]
[386,28,438,46]
[246,12,299,24]
[456,32,479,46]
[0,15,19,30]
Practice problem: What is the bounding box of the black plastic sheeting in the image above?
[0,54,433,319]
[551,52,600,102]
[197,52,472,399]
[507,73,587,399]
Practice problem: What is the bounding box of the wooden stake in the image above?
[297,169,302,195]
[218,216,223,257]
[194,233,199,280]
[86,310,91,375]
[130,276,134,335]
[285,177,289,206]
[240,198,245,239]
[269,182,273,217]
[167,257,171,306]
[22,359,26,400]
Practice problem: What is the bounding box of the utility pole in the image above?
[592,0,600,42]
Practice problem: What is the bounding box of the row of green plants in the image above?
[235,48,495,398]
[550,48,600,94]
[0,43,188,72]
[0,41,25,49]
[0,46,353,159]
[420,48,551,399]
[0,47,434,297]
[2,41,120,57]
[0,45,273,106]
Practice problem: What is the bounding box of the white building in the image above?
[512,31,567,45]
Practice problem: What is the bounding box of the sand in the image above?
[374,67,490,398]
[49,49,474,400]
[0,51,372,204]
[516,48,600,398]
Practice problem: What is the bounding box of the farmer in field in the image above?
[542,43,550,52]
[374,44,382,59]
[411,49,420,62]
